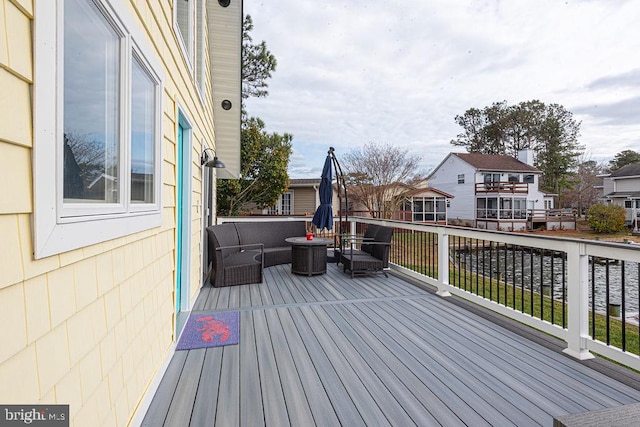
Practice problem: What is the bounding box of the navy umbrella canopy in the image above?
[312,155,333,231]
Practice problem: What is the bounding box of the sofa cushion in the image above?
[263,246,292,267]
[236,221,306,248]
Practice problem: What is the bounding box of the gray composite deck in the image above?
[142,263,640,426]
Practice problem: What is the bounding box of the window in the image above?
[411,197,446,222]
[33,0,163,258]
[457,174,465,184]
[267,192,293,215]
[476,198,487,219]
[484,173,501,182]
[176,0,193,58]
[131,56,158,203]
[523,174,535,183]
[514,198,527,219]
[175,0,206,94]
[500,198,513,219]
[508,174,520,183]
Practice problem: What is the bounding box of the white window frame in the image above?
[33,0,164,259]
[265,192,294,215]
[457,174,465,184]
[174,0,194,65]
[174,0,207,100]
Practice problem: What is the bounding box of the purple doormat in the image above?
[176,311,239,351]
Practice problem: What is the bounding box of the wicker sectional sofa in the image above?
[206,221,307,287]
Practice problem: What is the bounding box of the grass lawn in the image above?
[391,229,640,356]
[521,218,640,243]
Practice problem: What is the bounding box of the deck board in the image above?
[143,263,640,426]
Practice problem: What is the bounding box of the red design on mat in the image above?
[196,316,231,343]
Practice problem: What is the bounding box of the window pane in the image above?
[131,57,156,203]
[176,0,192,54]
[64,0,120,203]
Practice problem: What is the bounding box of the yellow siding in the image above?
[0,68,31,146]
[0,1,8,66]
[0,0,225,425]
[5,0,32,81]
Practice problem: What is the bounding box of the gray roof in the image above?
[604,191,640,198]
[610,163,640,178]
[289,178,321,186]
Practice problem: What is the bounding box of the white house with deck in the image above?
[601,163,640,228]
[427,151,554,231]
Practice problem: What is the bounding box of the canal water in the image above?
[458,248,640,316]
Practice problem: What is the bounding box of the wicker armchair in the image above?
[340,225,393,278]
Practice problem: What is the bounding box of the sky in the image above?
[243,0,640,179]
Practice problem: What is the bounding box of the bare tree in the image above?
[342,142,424,218]
[561,154,605,214]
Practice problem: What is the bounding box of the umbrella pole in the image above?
[329,147,348,261]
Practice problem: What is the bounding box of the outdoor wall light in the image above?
[200,148,226,168]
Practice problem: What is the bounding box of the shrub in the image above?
[586,203,627,233]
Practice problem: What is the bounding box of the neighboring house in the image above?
[347,183,453,224]
[241,179,341,217]
[264,178,337,216]
[399,187,454,224]
[428,151,550,231]
[601,163,640,226]
[1,1,242,425]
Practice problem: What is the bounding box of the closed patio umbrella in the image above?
[312,155,333,231]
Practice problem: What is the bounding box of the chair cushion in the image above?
[208,224,240,260]
[371,226,393,262]
[360,224,379,254]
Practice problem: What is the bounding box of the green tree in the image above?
[451,100,582,194]
[242,15,277,100]
[609,150,640,171]
[342,142,424,219]
[534,103,582,194]
[215,15,292,216]
[587,204,626,233]
[217,118,292,216]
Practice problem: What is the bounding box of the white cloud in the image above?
[245,0,640,177]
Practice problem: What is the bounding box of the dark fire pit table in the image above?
[285,237,332,276]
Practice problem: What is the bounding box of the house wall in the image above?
[602,177,615,195]
[615,177,640,193]
[428,155,476,221]
[292,187,317,215]
[0,1,222,425]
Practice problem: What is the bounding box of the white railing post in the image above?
[436,228,451,297]
[350,219,357,237]
[563,241,595,360]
